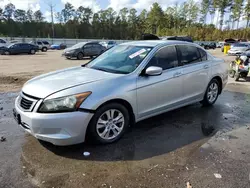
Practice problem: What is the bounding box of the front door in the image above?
[176,45,209,101]
[137,45,184,119]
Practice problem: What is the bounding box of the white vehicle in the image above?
[228,43,250,56]
[0,39,8,47]
[30,41,50,52]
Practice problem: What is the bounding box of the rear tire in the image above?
[201,79,220,106]
[42,47,47,52]
[4,51,10,55]
[87,103,130,144]
[77,52,84,60]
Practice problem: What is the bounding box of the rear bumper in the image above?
[14,97,94,146]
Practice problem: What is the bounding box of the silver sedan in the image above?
[14,41,228,145]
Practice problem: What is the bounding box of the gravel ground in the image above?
[1,49,250,188]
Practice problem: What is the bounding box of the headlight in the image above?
[38,92,91,113]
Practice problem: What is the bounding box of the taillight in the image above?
[239,65,244,69]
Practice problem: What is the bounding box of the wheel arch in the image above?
[94,98,136,127]
[211,76,223,94]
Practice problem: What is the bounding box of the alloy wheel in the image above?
[96,109,125,140]
[207,82,218,103]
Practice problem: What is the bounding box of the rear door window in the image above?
[198,48,207,61]
[37,41,42,45]
[147,46,178,70]
[177,45,201,65]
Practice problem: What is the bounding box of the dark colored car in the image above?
[62,41,106,60]
[201,42,216,50]
[0,43,39,55]
[162,36,193,43]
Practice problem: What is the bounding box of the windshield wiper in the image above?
[92,67,128,74]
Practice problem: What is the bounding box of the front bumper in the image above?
[62,52,76,58]
[14,96,93,146]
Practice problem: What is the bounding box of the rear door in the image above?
[176,45,210,101]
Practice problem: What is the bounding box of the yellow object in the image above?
[224,44,230,54]
[236,59,241,65]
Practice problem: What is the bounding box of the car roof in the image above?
[120,40,194,47]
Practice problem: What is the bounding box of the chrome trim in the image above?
[18,93,38,112]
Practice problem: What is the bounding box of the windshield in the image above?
[86,45,152,74]
[72,42,86,48]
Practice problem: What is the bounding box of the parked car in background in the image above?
[14,40,228,145]
[162,36,193,43]
[201,42,216,50]
[0,39,8,47]
[216,42,224,48]
[30,40,50,52]
[0,43,39,55]
[62,41,106,60]
[227,43,250,55]
[51,43,67,50]
[107,41,117,49]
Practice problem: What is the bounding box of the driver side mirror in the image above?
[143,66,163,76]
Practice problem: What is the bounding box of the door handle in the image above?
[173,72,182,77]
[204,65,209,69]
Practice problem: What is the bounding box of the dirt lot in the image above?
[0,51,89,92]
[1,49,250,188]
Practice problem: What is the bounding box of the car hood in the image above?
[22,67,119,98]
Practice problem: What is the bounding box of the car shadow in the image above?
[39,103,223,161]
[38,91,249,162]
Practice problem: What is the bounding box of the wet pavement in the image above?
[1,79,250,188]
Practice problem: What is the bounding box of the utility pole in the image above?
[50,4,55,43]
[43,0,56,43]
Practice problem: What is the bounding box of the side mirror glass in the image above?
[145,66,163,76]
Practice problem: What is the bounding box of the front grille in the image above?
[20,97,33,110]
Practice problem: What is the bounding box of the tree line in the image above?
[0,0,250,41]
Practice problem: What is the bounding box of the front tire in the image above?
[77,52,84,60]
[87,103,130,144]
[201,79,220,106]
[30,49,36,55]
[4,51,10,55]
